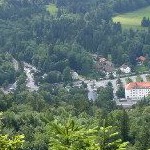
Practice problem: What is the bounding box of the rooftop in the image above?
[120,64,130,69]
[136,56,146,62]
[125,82,150,90]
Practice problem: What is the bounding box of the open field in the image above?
[112,6,150,29]
[46,3,58,15]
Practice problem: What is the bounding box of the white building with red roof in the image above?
[125,82,150,100]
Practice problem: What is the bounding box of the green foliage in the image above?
[46,3,58,15]
[0,1,150,150]
[125,77,132,84]
[116,86,125,98]
[49,118,128,150]
[95,85,116,112]
[136,75,143,82]
[0,134,24,150]
[49,119,99,150]
[0,54,16,86]
[0,113,24,150]
[113,6,150,29]
[146,74,150,81]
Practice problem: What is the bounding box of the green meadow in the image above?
[112,6,150,29]
[46,3,58,15]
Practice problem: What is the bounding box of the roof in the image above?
[120,64,130,69]
[125,82,150,90]
[99,57,107,62]
[136,56,146,62]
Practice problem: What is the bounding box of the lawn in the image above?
[135,64,149,73]
[112,6,150,29]
[46,3,58,15]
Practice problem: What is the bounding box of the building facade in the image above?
[120,64,131,74]
[125,82,150,100]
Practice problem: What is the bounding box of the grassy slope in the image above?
[46,3,58,15]
[112,6,150,29]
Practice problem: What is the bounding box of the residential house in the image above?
[136,56,146,64]
[120,64,131,74]
[95,57,115,73]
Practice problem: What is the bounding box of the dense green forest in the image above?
[0,0,150,149]
[0,0,150,78]
[0,54,16,86]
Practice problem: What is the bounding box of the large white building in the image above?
[125,82,150,100]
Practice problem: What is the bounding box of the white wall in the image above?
[120,67,131,74]
[125,88,150,100]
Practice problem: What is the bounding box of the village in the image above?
[73,54,150,108]
[1,54,150,108]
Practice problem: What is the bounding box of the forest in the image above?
[0,0,150,149]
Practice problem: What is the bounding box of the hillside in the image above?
[1,0,150,150]
[112,6,150,29]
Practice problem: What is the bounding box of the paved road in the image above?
[1,61,39,93]
[80,73,148,93]
[76,73,149,107]
[24,62,39,92]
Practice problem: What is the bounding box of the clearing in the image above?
[46,3,58,15]
[112,6,150,29]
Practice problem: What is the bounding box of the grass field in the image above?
[46,3,58,15]
[112,6,150,29]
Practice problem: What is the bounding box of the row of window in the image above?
[131,92,149,94]
[132,89,150,92]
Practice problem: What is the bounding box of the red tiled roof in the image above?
[125,82,150,90]
[136,56,146,62]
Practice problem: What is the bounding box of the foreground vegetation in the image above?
[0,83,150,149]
[0,0,150,149]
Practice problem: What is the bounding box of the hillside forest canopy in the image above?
[0,0,150,150]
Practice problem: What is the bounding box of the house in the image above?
[120,64,131,74]
[125,82,150,100]
[71,71,79,80]
[95,57,115,73]
[136,56,146,64]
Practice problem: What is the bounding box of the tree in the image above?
[49,119,99,150]
[136,75,143,82]
[121,110,129,142]
[0,113,24,150]
[116,86,125,98]
[62,67,72,82]
[141,17,150,27]
[107,110,130,142]
[99,120,128,150]
[116,78,122,85]
[95,85,115,112]
[125,77,132,84]
[49,118,128,150]
[0,134,25,150]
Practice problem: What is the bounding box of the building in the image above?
[71,71,79,80]
[95,57,115,73]
[125,82,150,100]
[136,56,146,64]
[120,64,131,74]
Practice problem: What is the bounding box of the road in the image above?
[75,73,149,107]
[24,62,39,92]
[78,73,148,93]
[1,60,39,93]
[1,58,149,108]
